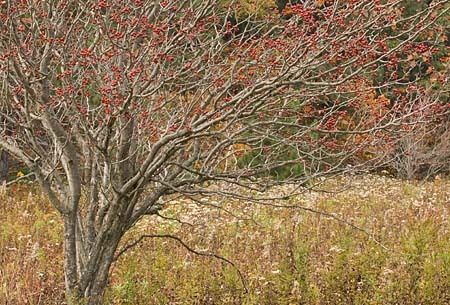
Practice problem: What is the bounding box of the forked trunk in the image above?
[64,216,123,305]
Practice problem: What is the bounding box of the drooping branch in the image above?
[115,233,248,293]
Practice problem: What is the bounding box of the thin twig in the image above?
[115,234,248,293]
[154,211,194,226]
[5,172,35,187]
[255,200,389,251]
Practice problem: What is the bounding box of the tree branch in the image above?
[115,233,248,293]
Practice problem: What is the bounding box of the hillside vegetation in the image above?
[1,175,449,304]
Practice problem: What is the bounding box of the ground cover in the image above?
[1,175,448,304]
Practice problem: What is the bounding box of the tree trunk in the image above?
[64,215,80,304]
[84,239,120,305]
[0,150,8,185]
[64,216,123,305]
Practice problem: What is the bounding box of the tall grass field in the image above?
[1,175,449,304]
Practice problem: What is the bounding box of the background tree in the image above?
[0,0,448,304]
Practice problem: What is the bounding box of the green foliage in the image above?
[237,147,305,180]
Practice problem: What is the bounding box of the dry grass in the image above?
[0,185,65,304]
[1,175,449,304]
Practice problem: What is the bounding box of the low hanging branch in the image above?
[115,233,248,293]
[5,172,35,187]
[256,200,389,250]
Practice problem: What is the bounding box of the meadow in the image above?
[1,174,449,305]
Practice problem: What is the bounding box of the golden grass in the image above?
[1,175,449,304]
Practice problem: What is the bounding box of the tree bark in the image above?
[64,215,80,304]
[85,237,121,305]
[64,215,123,305]
[0,150,8,185]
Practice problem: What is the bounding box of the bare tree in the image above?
[384,96,450,180]
[0,0,448,304]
